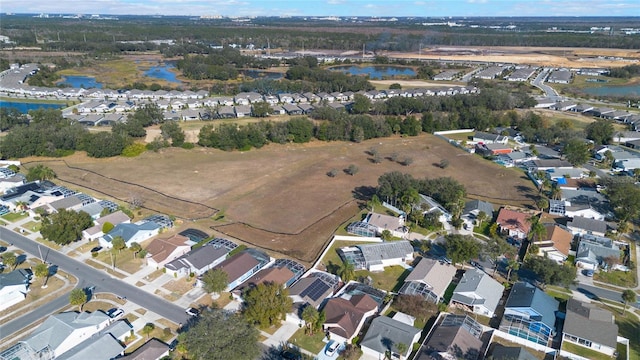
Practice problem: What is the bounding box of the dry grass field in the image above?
[25,133,536,263]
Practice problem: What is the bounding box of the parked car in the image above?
[280,350,301,360]
[91,246,102,253]
[584,269,594,277]
[108,308,124,319]
[440,256,452,265]
[186,307,200,317]
[325,340,339,357]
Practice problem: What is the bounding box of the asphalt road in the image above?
[570,282,640,309]
[0,227,190,341]
[531,68,561,100]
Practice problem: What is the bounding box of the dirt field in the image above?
[388,46,640,68]
[25,134,537,263]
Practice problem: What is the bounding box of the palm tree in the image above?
[301,305,320,335]
[550,185,562,200]
[506,259,520,282]
[339,260,355,283]
[2,252,17,270]
[617,221,629,240]
[69,288,87,311]
[526,214,546,261]
[130,242,142,259]
[34,262,50,288]
[622,289,636,314]
[476,211,488,228]
[395,343,408,360]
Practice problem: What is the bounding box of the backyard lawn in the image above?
[2,212,28,222]
[355,265,411,292]
[561,341,611,360]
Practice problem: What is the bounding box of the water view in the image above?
[144,63,181,84]
[584,83,640,97]
[241,70,283,80]
[1,100,66,114]
[330,65,416,79]
[58,75,103,88]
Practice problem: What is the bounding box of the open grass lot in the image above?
[594,270,637,288]
[356,265,410,292]
[2,212,28,222]
[25,133,536,263]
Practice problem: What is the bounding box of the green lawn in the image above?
[615,313,640,360]
[442,282,457,304]
[21,221,41,232]
[545,287,572,302]
[594,270,637,288]
[561,341,611,360]
[2,212,29,222]
[356,266,410,292]
[289,328,327,354]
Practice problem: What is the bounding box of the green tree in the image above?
[111,236,127,254]
[142,322,155,339]
[351,93,372,114]
[536,197,549,211]
[40,209,93,245]
[506,258,520,283]
[523,257,576,287]
[395,342,408,360]
[202,268,228,294]
[608,182,640,222]
[243,282,292,328]
[301,305,324,335]
[2,252,17,270]
[251,101,272,117]
[130,242,142,259]
[380,229,393,241]
[102,222,114,234]
[26,164,57,182]
[393,294,437,323]
[339,260,355,282]
[483,237,512,275]
[622,289,637,314]
[179,309,260,360]
[562,138,590,166]
[160,121,186,147]
[34,262,50,287]
[444,234,480,267]
[585,119,614,145]
[526,214,546,259]
[286,117,314,143]
[346,164,359,176]
[69,288,87,311]
[476,211,488,227]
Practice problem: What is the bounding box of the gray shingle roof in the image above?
[568,216,607,234]
[563,299,618,348]
[357,241,413,266]
[505,282,559,329]
[103,222,159,243]
[491,345,538,360]
[360,315,421,355]
[0,269,32,289]
[451,269,504,314]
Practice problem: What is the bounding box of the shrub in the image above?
[181,142,195,149]
[102,222,114,234]
[121,143,147,157]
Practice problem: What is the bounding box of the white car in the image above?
[186,307,200,317]
[325,340,339,356]
[108,308,124,319]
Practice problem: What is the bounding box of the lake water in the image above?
[144,64,181,84]
[58,75,103,88]
[1,100,66,114]
[241,70,283,80]
[330,65,416,79]
[584,84,640,97]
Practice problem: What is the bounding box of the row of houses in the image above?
[538,97,640,132]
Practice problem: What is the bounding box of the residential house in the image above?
[415,194,451,223]
[322,293,379,343]
[212,249,271,291]
[233,266,295,296]
[550,188,608,220]
[339,241,414,272]
[55,320,131,360]
[461,199,494,231]
[476,143,512,156]
[46,194,85,213]
[561,299,618,357]
[360,314,422,360]
[234,105,252,118]
[118,339,171,360]
[567,216,607,237]
[551,101,577,111]
[282,103,303,115]
[82,210,131,241]
[0,269,32,311]
[7,311,112,359]
[99,221,160,249]
[451,268,505,317]
[77,202,105,219]
[415,314,484,360]
[398,257,456,303]
[499,282,559,346]
[164,238,237,277]
[289,271,340,309]
[472,131,508,145]
[145,234,191,268]
[496,207,533,240]
[547,69,571,84]
[533,224,573,263]
[530,159,573,171]
[575,234,621,270]
[364,212,407,238]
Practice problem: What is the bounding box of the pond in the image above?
[330,65,416,79]
[144,63,181,84]
[240,69,283,80]
[583,83,640,97]
[58,75,103,89]
[0,100,66,114]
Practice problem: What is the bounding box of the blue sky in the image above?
[2,0,638,17]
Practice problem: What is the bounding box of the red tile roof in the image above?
[496,208,532,235]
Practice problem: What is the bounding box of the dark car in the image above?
[280,350,301,360]
[91,246,103,253]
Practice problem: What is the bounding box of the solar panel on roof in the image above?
[300,278,330,301]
